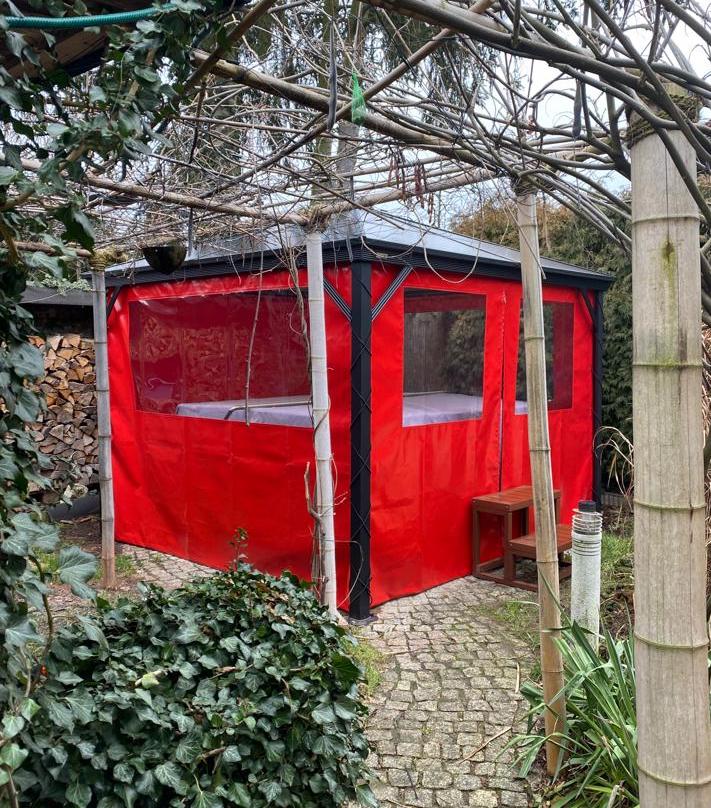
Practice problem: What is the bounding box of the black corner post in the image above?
[592,290,604,507]
[349,260,373,623]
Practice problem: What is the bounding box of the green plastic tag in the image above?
[351,72,366,124]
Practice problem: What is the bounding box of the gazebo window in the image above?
[403,289,486,426]
[515,300,574,411]
[129,289,312,425]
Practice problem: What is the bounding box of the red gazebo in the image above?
[105,212,612,620]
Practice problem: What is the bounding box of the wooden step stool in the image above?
[472,485,571,590]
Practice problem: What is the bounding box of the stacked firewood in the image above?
[29,334,97,502]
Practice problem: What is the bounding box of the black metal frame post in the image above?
[592,290,605,507]
[349,260,373,623]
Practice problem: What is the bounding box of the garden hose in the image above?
[4,4,173,30]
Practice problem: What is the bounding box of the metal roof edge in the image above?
[21,285,93,307]
[104,233,614,291]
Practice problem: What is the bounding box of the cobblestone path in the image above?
[357,578,532,807]
[122,543,213,587]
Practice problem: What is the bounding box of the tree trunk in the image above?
[306,231,338,618]
[516,188,565,774]
[90,264,116,588]
[630,112,711,806]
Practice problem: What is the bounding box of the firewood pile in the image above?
[29,333,97,502]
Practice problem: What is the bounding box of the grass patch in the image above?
[490,599,539,649]
[601,530,633,596]
[480,527,634,680]
[600,530,634,635]
[115,553,136,577]
[351,636,386,696]
[479,598,541,680]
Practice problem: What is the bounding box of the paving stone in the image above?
[470,791,499,807]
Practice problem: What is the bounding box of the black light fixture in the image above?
[141,241,187,275]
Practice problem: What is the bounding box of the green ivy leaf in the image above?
[176,730,202,764]
[0,166,19,185]
[154,761,185,790]
[0,743,28,771]
[77,616,108,648]
[222,745,241,763]
[57,546,97,599]
[224,782,251,806]
[46,700,75,732]
[66,780,91,808]
[65,690,94,724]
[52,205,95,250]
[19,698,40,721]
[57,671,83,685]
[356,784,379,808]
[310,703,336,725]
[0,530,28,557]
[12,512,59,553]
[175,621,203,644]
[192,791,223,808]
[4,616,40,649]
[13,387,41,421]
[7,342,44,378]
[0,451,19,481]
[259,780,282,803]
[1,713,24,739]
[332,653,361,686]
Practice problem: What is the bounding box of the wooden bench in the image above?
[472,485,571,590]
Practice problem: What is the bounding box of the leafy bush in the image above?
[511,622,638,807]
[16,567,376,808]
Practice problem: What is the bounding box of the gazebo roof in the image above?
[105,210,613,291]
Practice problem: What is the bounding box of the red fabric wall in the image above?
[108,267,353,607]
[108,262,594,610]
[370,267,505,604]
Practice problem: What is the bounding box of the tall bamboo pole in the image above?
[516,186,565,774]
[306,231,338,618]
[630,98,711,806]
[90,257,116,588]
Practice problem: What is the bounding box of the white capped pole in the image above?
[90,257,116,588]
[305,230,338,618]
[570,500,602,648]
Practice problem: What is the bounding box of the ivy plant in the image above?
[17,566,377,808]
[0,1,238,802]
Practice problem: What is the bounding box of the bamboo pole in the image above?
[305,231,338,618]
[629,99,711,806]
[515,187,565,774]
[90,256,116,588]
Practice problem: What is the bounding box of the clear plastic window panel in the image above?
[515,300,574,412]
[403,290,486,426]
[129,289,312,426]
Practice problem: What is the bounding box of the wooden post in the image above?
[90,257,116,589]
[516,186,565,774]
[306,231,338,618]
[629,98,711,806]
